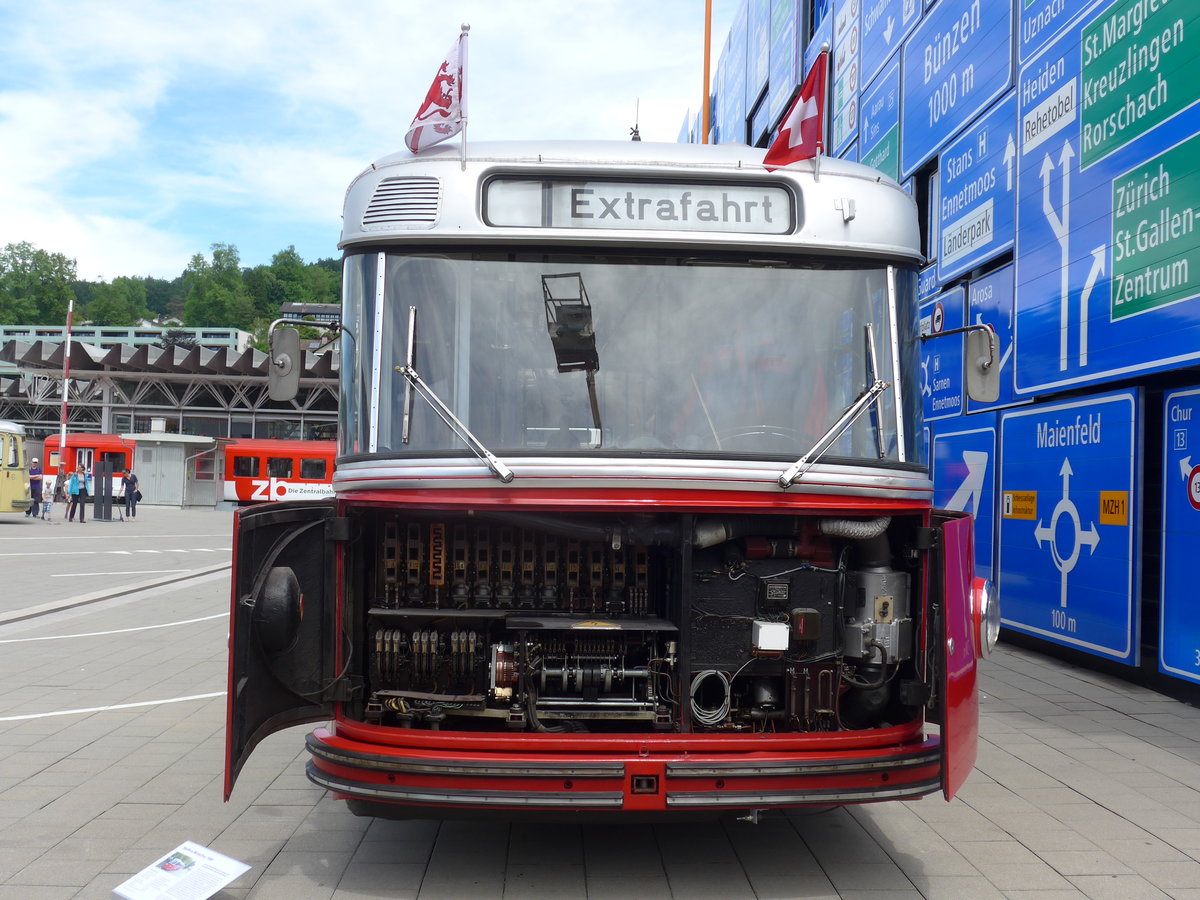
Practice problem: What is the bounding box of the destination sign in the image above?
[1014,0,1200,394]
[484,179,793,234]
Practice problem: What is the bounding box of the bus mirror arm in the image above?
[266,317,356,403]
[778,378,891,489]
[921,324,1000,404]
[394,363,515,484]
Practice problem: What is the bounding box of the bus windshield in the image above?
[340,251,922,465]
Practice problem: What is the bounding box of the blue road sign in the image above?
[1014,0,1200,395]
[965,263,1025,414]
[1019,0,1101,64]
[933,416,998,582]
[832,0,861,154]
[861,0,921,88]
[860,58,901,181]
[937,92,1018,281]
[767,0,800,123]
[748,0,771,108]
[1160,387,1200,683]
[920,286,965,422]
[998,389,1141,663]
[918,262,939,302]
[900,0,1013,177]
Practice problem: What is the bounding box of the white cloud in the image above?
[0,0,744,280]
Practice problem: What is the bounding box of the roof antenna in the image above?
[630,99,641,141]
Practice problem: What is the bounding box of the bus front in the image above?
[227,141,997,819]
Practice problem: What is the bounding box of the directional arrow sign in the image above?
[932,419,997,581]
[937,93,1018,281]
[1161,388,1200,682]
[900,0,1013,177]
[920,287,964,422]
[860,0,919,89]
[966,263,1023,414]
[860,59,901,181]
[999,389,1141,663]
[1015,1,1200,395]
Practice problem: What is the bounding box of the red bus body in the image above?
[225,142,993,821]
[222,439,335,504]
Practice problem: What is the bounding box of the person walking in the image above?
[121,467,140,518]
[67,466,91,523]
[25,457,43,517]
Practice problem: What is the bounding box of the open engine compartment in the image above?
[343,508,932,736]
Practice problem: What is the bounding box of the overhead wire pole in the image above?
[701,0,712,143]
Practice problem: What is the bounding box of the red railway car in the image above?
[222,439,336,504]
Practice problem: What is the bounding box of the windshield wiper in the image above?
[778,324,890,489]
[396,307,514,484]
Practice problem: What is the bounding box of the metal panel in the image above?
[997,389,1141,662]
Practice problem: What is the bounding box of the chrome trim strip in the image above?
[331,457,933,501]
[888,264,908,463]
[666,778,942,807]
[307,763,625,808]
[665,748,940,778]
[307,736,623,778]
[368,252,386,454]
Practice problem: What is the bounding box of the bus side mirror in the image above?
[964,327,999,403]
[269,327,302,402]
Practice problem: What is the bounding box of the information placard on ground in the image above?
[113,841,250,900]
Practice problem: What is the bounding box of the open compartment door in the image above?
[225,500,337,798]
[931,509,979,800]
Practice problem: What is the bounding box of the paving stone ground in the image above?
[2,510,1199,898]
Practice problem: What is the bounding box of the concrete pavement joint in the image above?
[0,562,231,627]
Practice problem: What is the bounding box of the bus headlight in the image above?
[971,577,1000,658]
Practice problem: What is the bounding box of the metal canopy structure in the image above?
[0,339,337,438]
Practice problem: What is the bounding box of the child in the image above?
[40,490,52,520]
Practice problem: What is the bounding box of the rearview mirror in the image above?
[965,327,999,403]
[269,327,301,402]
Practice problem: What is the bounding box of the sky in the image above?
[0,0,738,282]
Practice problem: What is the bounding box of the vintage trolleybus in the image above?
[226,140,1000,819]
[0,420,32,514]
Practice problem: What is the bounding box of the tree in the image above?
[85,276,150,326]
[155,328,200,350]
[143,276,179,319]
[0,242,77,325]
[182,244,255,329]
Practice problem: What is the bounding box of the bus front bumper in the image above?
[304,725,943,817]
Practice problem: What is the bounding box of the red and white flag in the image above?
[405,28,468,154]
[762,48,828,171]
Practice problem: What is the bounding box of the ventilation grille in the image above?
[362,177,440,229]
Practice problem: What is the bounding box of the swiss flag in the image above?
[762,49,829,171]
[405,30,468,154]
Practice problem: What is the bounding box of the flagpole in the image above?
[58,292,74,477]
[814,44,829,182]
[701,0,712,143]
[459,23,470,170]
